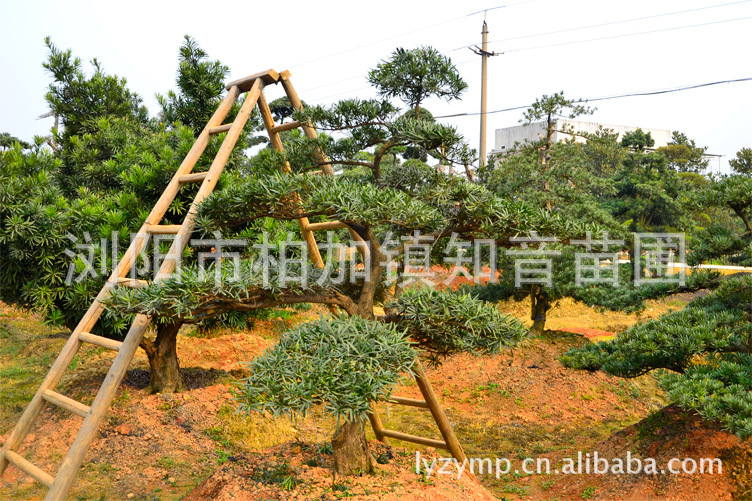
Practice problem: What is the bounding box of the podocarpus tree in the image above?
[561,275,752,438]
[103,47,587,475]
[367,46,467,120]
[481,94,621,334]
[0,37,251,393]
[103,110,549,473]
[479,96,718,335]
[463,244,720,335]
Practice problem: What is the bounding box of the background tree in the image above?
[478,98,718,335]
[689,147,752,267]
[657,131,709,173]
[620,128,654,151]
[367,46,467,119]
[518,92,594,213]
[729,147,752,175]
[0,37,254,393]
[157,35,230,136]
[0,133,30,151]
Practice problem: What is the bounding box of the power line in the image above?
[450,0,752,51]
[289,1,538,71]
[433,77,752,118]
[297,4,750,101]
[502,16,752,53]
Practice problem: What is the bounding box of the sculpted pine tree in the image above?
[367,46,467,120]
[103,48,595,475]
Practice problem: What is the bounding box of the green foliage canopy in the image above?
[561,276,752,438]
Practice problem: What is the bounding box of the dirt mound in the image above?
[2,301,745,500]
[185,442,496,501]
[532,405,752,500]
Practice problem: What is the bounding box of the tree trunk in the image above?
[140,320,186,393]
[464,163,474,182]
[331,418,374,476]
[530,285,549,337]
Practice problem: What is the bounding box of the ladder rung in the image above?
[3,450,54,488]
[271,120,301,134]
[114,277,149,288]
[208,124,233,135]
[305,221,348,231]
[42,389,90,418]
[147,224,182,235]
[378,429,448,450]
[387,396,430,409]
[78,332,123,352]
[178,172,208,183]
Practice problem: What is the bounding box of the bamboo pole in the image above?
[378,429,448,450]
[368,403,389,445]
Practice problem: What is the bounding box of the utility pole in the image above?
[471,19,499,170]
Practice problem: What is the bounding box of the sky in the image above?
[1,0,751,172]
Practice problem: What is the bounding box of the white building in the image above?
[491,119,672,155]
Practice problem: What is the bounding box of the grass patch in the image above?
[204,405,298,452]
[248,461,300,490]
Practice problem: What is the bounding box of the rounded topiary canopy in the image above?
[237,315,416,424]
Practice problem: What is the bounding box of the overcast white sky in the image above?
[1,0,750,171]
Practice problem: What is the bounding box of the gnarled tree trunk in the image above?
[530,285,549,337]
[331,418,374,476]
[139,320,186,393]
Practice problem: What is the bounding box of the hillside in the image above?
[1,296,750,500]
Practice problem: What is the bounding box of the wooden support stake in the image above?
[41,390,90,418]
[147,224,182,234]
[412,359,467,463]
[178,172,208,183]
[256,89,324,268]
[368,403,389,445]
[388,396,430,409]
[207,124,233,135]
[279,72,335,176]
[305,221,348,231]
[78,332,123,352]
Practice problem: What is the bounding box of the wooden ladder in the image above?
[0,68,464,501]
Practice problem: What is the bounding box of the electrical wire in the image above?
[289,1,539,71]
[433,77,752,118]
[297,2,750,101]
[503,16,752,53]
[450,0,752,51]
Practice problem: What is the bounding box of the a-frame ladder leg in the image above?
[367,358,466,463]
[412,359,466,463]
[45,314,150,499]
[47,79,266,500]
[1,73,267,501]
[255,90,325,268]
[367,404,390,445]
